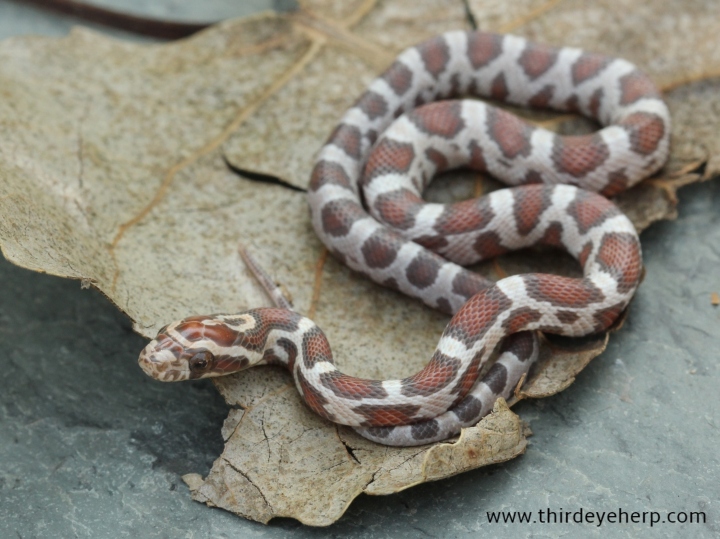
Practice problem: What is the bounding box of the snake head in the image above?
[138,314,253,382]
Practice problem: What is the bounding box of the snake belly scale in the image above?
[138,30,669,446]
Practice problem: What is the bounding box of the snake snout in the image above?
[138,340,190,382]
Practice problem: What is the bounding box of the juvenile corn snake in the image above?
[139,30,669,446]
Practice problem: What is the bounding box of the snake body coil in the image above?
[139,31,669,446]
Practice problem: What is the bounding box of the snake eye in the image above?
[189,351,214,372]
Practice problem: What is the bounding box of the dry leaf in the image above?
[0,0,718,526]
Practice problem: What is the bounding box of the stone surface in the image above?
[0,1,719,537]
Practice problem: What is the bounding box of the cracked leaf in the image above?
[1,0,719,527]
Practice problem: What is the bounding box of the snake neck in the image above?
[232,308,324,373]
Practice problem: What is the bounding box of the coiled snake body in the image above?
[139,31,670,446]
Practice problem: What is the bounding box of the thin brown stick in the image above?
[238,244,293,310]
[308,248,329,320]
[11,0,215,39]
[497,0,567,33]
[493,259,508,279]
[660,69,720,93]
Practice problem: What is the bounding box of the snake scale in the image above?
[139,30,670,446]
